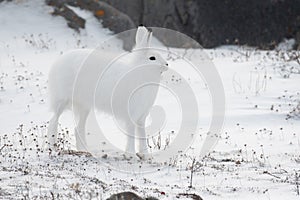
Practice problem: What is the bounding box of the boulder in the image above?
[106,191,159,200]
[104,0,300,49]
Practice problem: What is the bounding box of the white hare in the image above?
[47,26,168,156]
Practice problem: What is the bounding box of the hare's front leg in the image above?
[74,110,89,151]
[137,122,148,154]
[48,101,67,149]
[125,124,135,154]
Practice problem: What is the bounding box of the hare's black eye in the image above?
[149,56,156,60]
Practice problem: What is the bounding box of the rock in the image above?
[103,0,300,49]
[58,149,92,157]
[177,193,203,200]
[193,0,300,49]
[51,5,85,32]
[107,191,159,200]
[46,0,135,50]
[295,16,300,50]
[145,197,159,200]
[101,0,142,25]
[296,31,300,50]
[0,0,13,3]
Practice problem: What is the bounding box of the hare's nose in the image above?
[161,63,168,72]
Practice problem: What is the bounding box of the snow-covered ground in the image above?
[0,1,299,199]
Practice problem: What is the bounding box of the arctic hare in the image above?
[47,26,168,156]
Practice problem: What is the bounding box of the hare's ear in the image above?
[146,29,153,47]
[135,26,150,48]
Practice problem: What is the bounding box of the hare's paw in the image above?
[122,153,135,160]
[76,140,88,152]
[46,140,59,152]
[136,152,152,160]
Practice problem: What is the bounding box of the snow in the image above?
[0,0,299,199]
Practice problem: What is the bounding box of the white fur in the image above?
[48,26,168,155]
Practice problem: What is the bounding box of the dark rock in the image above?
[46,0,135,50]
[51,5,85,32]
[0,0,13,3]
[295,16,300,49]
[101,0,142,25]
[145,197,159,200]
[103,0,300,49]
[192,0,300,49]
[296,31,300,50]
[177,193,203,200]
[106,191,159,200]
[47,0,136,33]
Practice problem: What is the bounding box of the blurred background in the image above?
[44,0,300,49]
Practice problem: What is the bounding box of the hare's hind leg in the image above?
[74,109,89,151]
[125,124,135,154]
[136,120,148,154]
[48,101,67,149]
[135,115,154,160]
